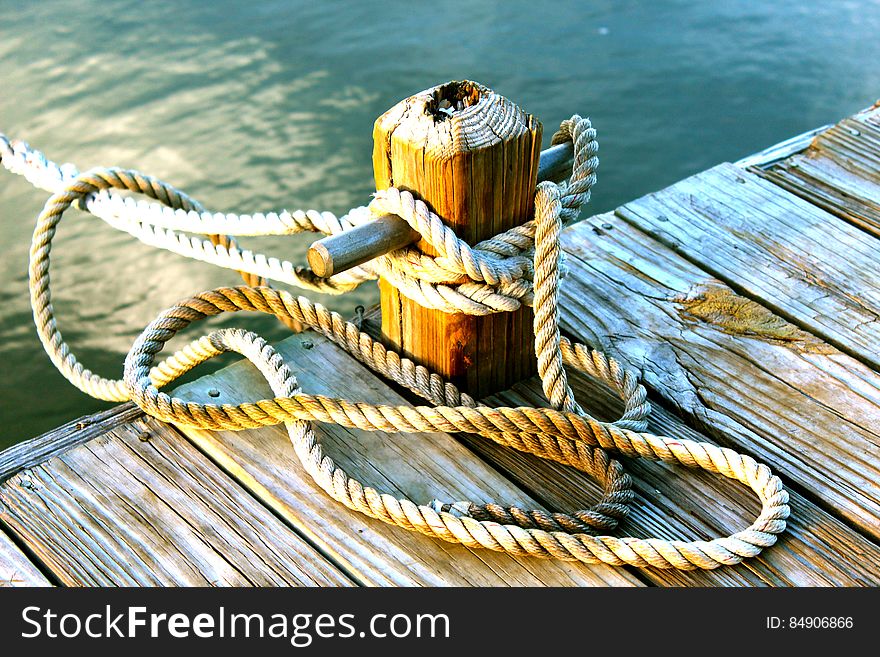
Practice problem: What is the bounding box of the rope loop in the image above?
[116,282,788,569]
[0,116,790,569]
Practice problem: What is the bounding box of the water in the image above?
[1,0,878,447]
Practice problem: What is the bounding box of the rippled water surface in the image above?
[1,0,878,446]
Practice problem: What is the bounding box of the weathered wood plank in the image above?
[736,125,831,169]
[555,211,880,543]
[0,403,143,482]
[753,107,880,237]
[615,162,880,373]
[173,335,643,587]
[0,416,353,586]
[481,375,880,586]
[0,528,51,587]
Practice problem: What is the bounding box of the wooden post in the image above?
[373,80,541,398]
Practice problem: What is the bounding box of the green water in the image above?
[1,0,878,446]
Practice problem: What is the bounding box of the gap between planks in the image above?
[484,374,880,586]
[0,523,51,587]
[615,161,880,384]
[750,106,880,236]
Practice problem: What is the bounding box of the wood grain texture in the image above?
[173,334,643,587]
[0,528,51,587]
[753,107,880,236]
[615,162,880,373]
[0,403,143,482]
[374,80,540,397]
[736,125,831,169]
[556,211,880,541]
[0,416,353,586]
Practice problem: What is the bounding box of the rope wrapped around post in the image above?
[1,114,790,569]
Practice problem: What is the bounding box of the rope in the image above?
[0,116,789,570]
[2,121,599,314]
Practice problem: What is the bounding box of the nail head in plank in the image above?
[753,114,880,236]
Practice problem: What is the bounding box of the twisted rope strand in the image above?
[2,120,595,315]
[2,117,790,570]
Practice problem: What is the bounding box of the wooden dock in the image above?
[2,104,879,587]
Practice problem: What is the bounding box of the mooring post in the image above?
[372,80,541,398]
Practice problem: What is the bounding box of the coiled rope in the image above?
[0,116,789,569]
